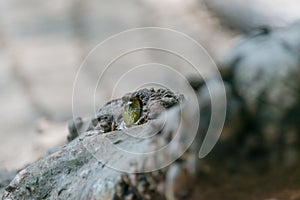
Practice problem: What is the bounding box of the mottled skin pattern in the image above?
[66,88,183,199]
[67,88,182,141]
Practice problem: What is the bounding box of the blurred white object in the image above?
[203,0,300,31]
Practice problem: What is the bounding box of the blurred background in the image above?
[0,0,299,171]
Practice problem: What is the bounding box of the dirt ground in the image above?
[194,163,300,200]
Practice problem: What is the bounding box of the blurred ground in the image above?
[0,0,235,169]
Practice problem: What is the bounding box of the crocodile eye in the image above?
[122,97,142,127]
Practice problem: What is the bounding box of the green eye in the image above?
[122,97,142,127]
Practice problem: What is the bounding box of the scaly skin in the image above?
[67,88,181,140]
